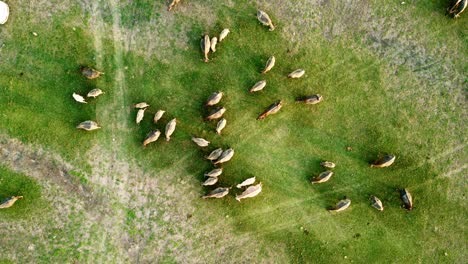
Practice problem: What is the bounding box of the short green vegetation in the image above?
[0,0,465,263]
[0,166,43,218]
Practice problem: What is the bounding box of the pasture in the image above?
[0,0,466,263]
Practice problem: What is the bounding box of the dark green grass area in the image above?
[0,166,44,218]
[0,0,466,263]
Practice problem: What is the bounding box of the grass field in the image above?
[0,0,466,263]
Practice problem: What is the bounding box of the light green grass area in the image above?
[0,0,466,263]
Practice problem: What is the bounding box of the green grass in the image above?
[0,0,466,263]
[0,166,44,218]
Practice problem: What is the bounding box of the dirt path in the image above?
[0,133,115,262]
[0,134,88,197]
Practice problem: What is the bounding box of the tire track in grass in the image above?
[89,3,112,262]
[199,182,368,241]
[441,164,467,178]
[100,0,184,254]
[407,163,467,196]
[87,1,130,262]
[83,1,278,262]
[235,182,367,220]
[405,144,466,189]
[423,144,466,167]
[238,202,401,256]
[90,2,105,71]
[239,209,349,242]
[87,0,166,259]
[91,1,264,262]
